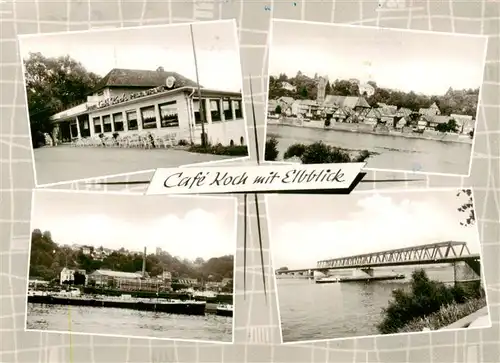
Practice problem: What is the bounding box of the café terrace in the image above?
[48,68,247,146]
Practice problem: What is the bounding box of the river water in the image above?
[277,266,462,342]
[266,124,472,175]
[26,304,233,342]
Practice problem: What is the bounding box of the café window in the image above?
[141,106,157,129]
[234,100,243,119]
[223,99,233,121]
[102,115,112,133]
[193,99,207,125]
[113,112,124,132]
[159,101,179,128]
[210,99,221,122]
[126,110,138,130]
[93,117,102,134]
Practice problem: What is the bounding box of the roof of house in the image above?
[323,95,370,109]
[378,107,397,117]
[359,83,374,90]
[90,269,142,279]
[451,114,473,120]
[366,108,382,118]
[278,96,295,104]
[429,115,451,124]
[295,99,317,106]
[396,108,413,117]
[92,68,200,93]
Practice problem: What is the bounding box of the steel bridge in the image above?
[277,241,481,276]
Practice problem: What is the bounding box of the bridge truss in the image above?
[316,241,475,269]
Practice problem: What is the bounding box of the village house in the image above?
[377,106,398,126]
[358,83,375,97]
[450,114,475,133]
[363,108,381,125]
[81,246,92,256]
[221,278,232,287]
[395,116,410,129]
[48,68,245,147]
[396,107,412,119]
[280,81,297,92]
[87,269,172,292]
[323,95,371,120]
[267,99,280,115]
[176,278,200,287]
[426,115,452,130]
[60,267,87,285]
[419,102,441,117]
[291,99,320,117]
[276,96,295,116]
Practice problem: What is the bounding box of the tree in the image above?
[275,105,282,115]
[73,271,86,286]
[265,137,279,161]
[435,119,459,133]
[23,52,101,147]
[324,81,332,95]
[284,141,371,164]
[457,189,475,226]
[331,80,359,97]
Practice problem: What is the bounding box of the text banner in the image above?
[146,163,366,195]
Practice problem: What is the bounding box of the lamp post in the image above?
[189,24,207,147]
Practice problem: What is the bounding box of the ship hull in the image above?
[27,295,206,316]
[315,274,405,284]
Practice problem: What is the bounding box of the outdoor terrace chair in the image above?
[117,135,130,148]
[128,134,141,148]
[103,136,115,147]
[90,136,101,147]
[140,133,153,149]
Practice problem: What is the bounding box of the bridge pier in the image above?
[360,268,374,277]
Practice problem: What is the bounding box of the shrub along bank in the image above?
[265,136,373,163]
[377,269,484,334]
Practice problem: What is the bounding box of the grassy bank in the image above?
[265,136,375,163]
[398,297,487,332]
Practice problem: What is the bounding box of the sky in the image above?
[18,20,243,92]
[269,20,488,95]
[267,190,481,269]
[31,190,237,260]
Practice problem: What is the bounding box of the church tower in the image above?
[316,76,328,104]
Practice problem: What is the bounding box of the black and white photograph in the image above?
[25,190,236,343]
[19,20,248,186]
[267,189,490,343]
[264,20,488,176]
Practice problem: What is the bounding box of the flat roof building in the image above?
[48,68,246,147]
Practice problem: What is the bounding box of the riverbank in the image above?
[268,119,473,144]
[397,298,488,333]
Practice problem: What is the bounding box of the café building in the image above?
[49,68,246,146]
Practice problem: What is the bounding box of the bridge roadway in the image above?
[276,241,481,275]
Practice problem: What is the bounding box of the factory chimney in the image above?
[142,247,147,277]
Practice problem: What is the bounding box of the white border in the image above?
[265,187,492,344]
[18,19,250,188]
[24,188,238,344]
[262,19,490,178]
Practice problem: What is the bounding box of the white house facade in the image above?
[48,68,246,147]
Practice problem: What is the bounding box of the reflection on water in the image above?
[278,266,457,342]
[267,124,472,175]
[26,304,232,342]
